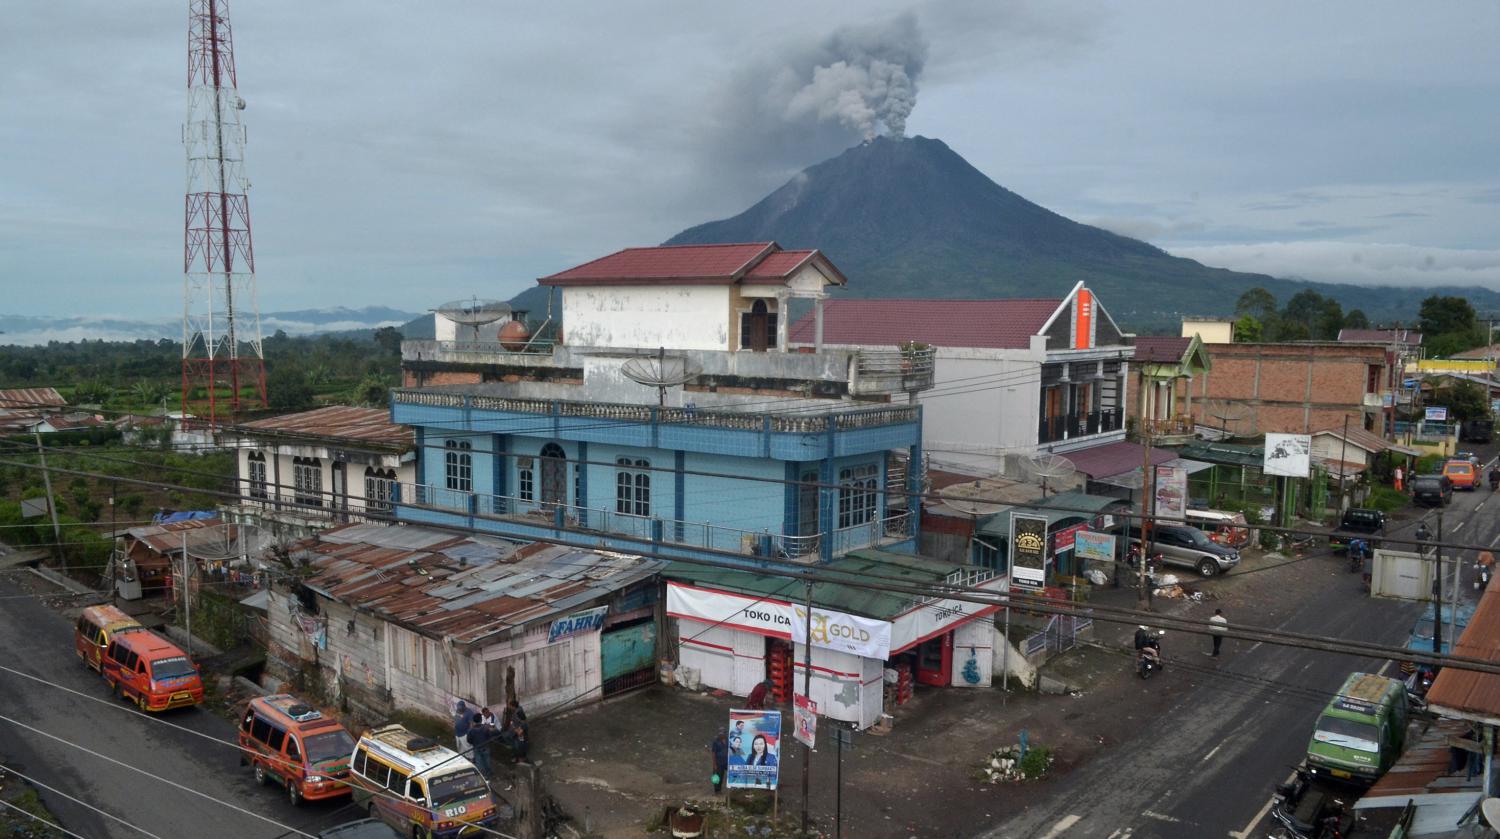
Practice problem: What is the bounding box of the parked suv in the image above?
[1329,508,1386,552]
[1410,474,1453,507]
[1127,523,1241,577]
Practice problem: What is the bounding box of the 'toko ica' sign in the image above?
[667,582,892,659]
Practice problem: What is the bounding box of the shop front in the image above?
[665,551,1010,728]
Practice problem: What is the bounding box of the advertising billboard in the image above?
[1074,531,1116,563]
[1153,465,1187,521]
[1263,433,1312,478]
[726,709,782,789]
[1010,513,1050,589]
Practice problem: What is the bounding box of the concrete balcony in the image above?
[400,341,935,400]
[1137,415,1198,446]
[393,483,916,564]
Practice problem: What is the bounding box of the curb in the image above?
[27,565,99,596]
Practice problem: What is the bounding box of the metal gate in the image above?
[601,620,657,696]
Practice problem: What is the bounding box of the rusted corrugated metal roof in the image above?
[1427,583,1500,724]
[0,388,66,410]
[1357,719,1479,806]
[290,523,663,646]
[237,406,412,450]
[124,518,228,554]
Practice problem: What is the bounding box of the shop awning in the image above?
[1090,458,1214,490]
[1062,440,1176,479]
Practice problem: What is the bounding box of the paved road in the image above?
[986,462,1500,839]
[0,571,350,839]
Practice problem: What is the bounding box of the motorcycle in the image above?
[1346,540,1366,574]
[1490,471,1499,491]
[1270,766,1355,839]
[1477,562,1493,592]
[1135,628,1164,679]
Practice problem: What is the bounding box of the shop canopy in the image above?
[974,490,1129,541]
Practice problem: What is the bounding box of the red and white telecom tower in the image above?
[182,0,265,426]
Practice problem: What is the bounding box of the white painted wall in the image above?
[235,440,414,518]
[951,619,994,687]
[1311,433,1373,468]
[794,641,883,729]
[563,285,731,351]
[919,351,1041,476]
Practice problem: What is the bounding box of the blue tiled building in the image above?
[392,242,935,566]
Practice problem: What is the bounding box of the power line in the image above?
[0,797,87,839]
[0,762,163,839]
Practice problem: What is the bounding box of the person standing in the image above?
[453,699,471,754]
[508,716,531,763]
[747,679,772,709]
[1209,609,1228,657]
[466,712,493,778]
[710,730,729,794]
[1394,465,1404,493]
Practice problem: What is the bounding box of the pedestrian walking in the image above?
[1208,609,1228,657]
[453,699,472,754]
[466,712,493,777]
[710,730,729,794]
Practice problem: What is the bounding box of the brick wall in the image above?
[1190,343,1387,435]
[402,369,483,388]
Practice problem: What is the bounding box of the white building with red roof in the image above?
[789,282,1135,476]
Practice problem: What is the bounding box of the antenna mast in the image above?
[182,0,265,426]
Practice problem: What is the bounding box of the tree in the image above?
[373,326,404,357]
[1276,290,1343,340]
[1232,315,1263,343]
[1235,287,1278,323]
[1419,295,1477,338]
[266,364,314,411]
[351,375,390,407]
[1431,380,1489,421]
[1343,309,1370,330]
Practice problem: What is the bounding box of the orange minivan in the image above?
[75,605,144,672]
[1443,459,1478,490]
[239,694,355,806]
[102,630,204,712]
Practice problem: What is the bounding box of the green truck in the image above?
[1306,672,1409,785]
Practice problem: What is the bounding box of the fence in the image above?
[1021,614,1091,658]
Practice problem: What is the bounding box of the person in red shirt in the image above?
[747,679,773,709]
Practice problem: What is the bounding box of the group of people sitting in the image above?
[453,698,529,777]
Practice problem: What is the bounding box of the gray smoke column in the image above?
[777,13,927,139]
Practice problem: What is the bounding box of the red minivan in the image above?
[239,694,355,806]
[102,630,204,712]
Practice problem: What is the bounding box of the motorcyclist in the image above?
[1478,551,1495,592]
[1135,626,1162,674]
[1490,465,1500,490]
[1348,537,1367,572]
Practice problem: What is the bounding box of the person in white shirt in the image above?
[1208,609,1228,657]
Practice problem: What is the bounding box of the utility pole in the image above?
[1137,429,1156,610]
[34,431,62,557]
[1337,414,1350,511]
[181,530,193,657]
[800,579,813,834]
[1432,512,1443,656]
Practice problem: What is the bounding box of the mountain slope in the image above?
[663,136,1492,328]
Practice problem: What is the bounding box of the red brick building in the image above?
[1186,342,1389,436]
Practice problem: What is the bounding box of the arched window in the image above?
[615,458,651,516]
[740,299,777,352]
[364,467,396,514]
[292,457,323,507]
[444,440,473,492]
[539,443,568,507]
[246,452,268,500]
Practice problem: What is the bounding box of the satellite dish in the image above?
[1021,453,1075,498]
[1483,798,1500,830]
[1201,399,1254,440]
[622,348,702,406]
[434,297,512,342]
[938,479,1012,518]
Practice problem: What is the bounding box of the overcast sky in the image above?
[3,0,1498,321]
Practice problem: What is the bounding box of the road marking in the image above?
[1106,830,1132,839]
[1229,769,1296,838]
[1040,814,1082,839]
[1201,744,1222,762]
[1453,520,1466,531]
[1378,659,1393,676]
[1142,810,1181,823]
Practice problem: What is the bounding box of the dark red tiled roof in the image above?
[787,298,1062,350]
[1132,336,1192,363]
[1063,441,1177,479]
[1337,328,1422,346]
[540,243,776,285]
[743,249,816,281]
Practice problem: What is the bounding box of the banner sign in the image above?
[667,583,892,659]
[889,573,1008,654]
[1051,522,1088,552]
[548,606,608,643]
[1010,513,1049,589]
[726,709,782,789]
[1153,465,1188,521]
[1074,531,1116,563]
[793,694,817,749]
[1263,433,1312,478]
[1424,406,1449,422]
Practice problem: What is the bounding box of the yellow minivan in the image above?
[348,724,499,838]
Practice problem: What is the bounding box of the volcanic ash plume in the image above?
[779,14,927,140]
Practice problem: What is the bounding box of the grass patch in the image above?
[1365,486,1410,514]
[1,788,68,837]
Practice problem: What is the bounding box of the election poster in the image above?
[793,694,818,750]
[726,709,782,789]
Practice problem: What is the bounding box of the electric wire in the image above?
[0,762,164,839]
[0,797,88,839]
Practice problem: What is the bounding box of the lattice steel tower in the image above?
[182,0,265,425]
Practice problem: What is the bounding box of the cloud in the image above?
[1169,241,1500,288]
